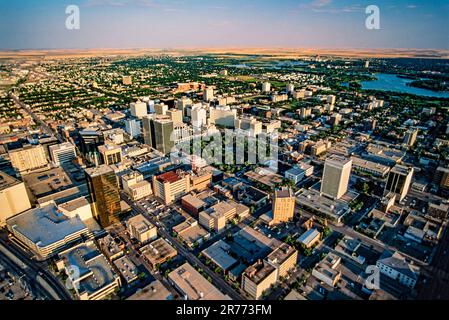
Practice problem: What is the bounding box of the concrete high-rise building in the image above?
[365,61,370,68]
[142,116,175,155]
[191,106,207,128]
[434,167,449,189]
[147,100,155,113]
[299,107,312,119]
[121,171,152,201]
[235,117,263,137]
[130,101,148,119]
[152,170,190,205]
[203,87,214,102]
[98,144,122,166]
[85,165,121,228]
[49,142,77,166]
[9,144,48,174]
[0,171,32,226]
[125,119,142,138]
[154,104,168,116]
[272,188,295,225]
[403,129,418,147]
[177,97,192,117]
[385,165,414,202]
[330,114,342,127]
[209,106,237,128]
[286,83,295,93]
[167,109,183,125]
[321,155,352,200]
[262,82,271,93]
[127,214,157,244]
[327,95,336,105]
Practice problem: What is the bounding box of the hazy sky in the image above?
[0,0,448,50]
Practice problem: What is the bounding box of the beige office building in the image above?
[271,188,295,225]
[242,261,278,300]
[127,214,157,244]
[385,164,414,202]
[9,144,48,174]
[98,144,122,166]
[266,243,298,278]
[168,262,229,300]
[167,109,183,125]
[321,155,352,200]
[121,171,152,200]
[0,171,32,225]
[152,170,190,205]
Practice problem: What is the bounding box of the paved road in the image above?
[0,236,72,300]
[0,251,50,300]
[121,195,245,300]
[298,209,426,267]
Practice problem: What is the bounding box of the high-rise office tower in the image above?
[49,142,77,166]
[262,82,271,93]
[203,87,214,102]
[385,164,414,202]
[167,109,183,125]
[85,165,121,228]
[142,116,175,154]
[177,97,192,117]
[403,129,418,147]
[0,171,32,226]
[130,101,148,119]
[98,144,122,165]
[191,106,207,128]
[272,188,295,225]
[321,155,352,200]
[154,104,168,116]
[125,119,142,138]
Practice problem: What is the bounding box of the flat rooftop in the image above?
[296,188,350,219]
[58,197,90,213]
[202,240,238,271]
[127,214,155,234]
[298,228,320,246]
[326,154,352,166]
[0,171,21,191]
[7,203,88,248]
[275,188,293,199]
[84,164,115,177]
[244,261,276,284]
[141,238,177,265]
[182,194,206,209]
[168,262,229,300]
[59,242,119,296]
[22,167,74,198]
[156,171,183,184]
[113,255,139,283]
[266,243,297,267]
[127,280,172,300]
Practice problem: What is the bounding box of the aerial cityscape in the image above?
[0,0,448,308]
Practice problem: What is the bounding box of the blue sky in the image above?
[0,0,448,50]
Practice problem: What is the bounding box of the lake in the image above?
[361,73,449,98]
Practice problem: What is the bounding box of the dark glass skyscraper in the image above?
[85,165,121,228]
